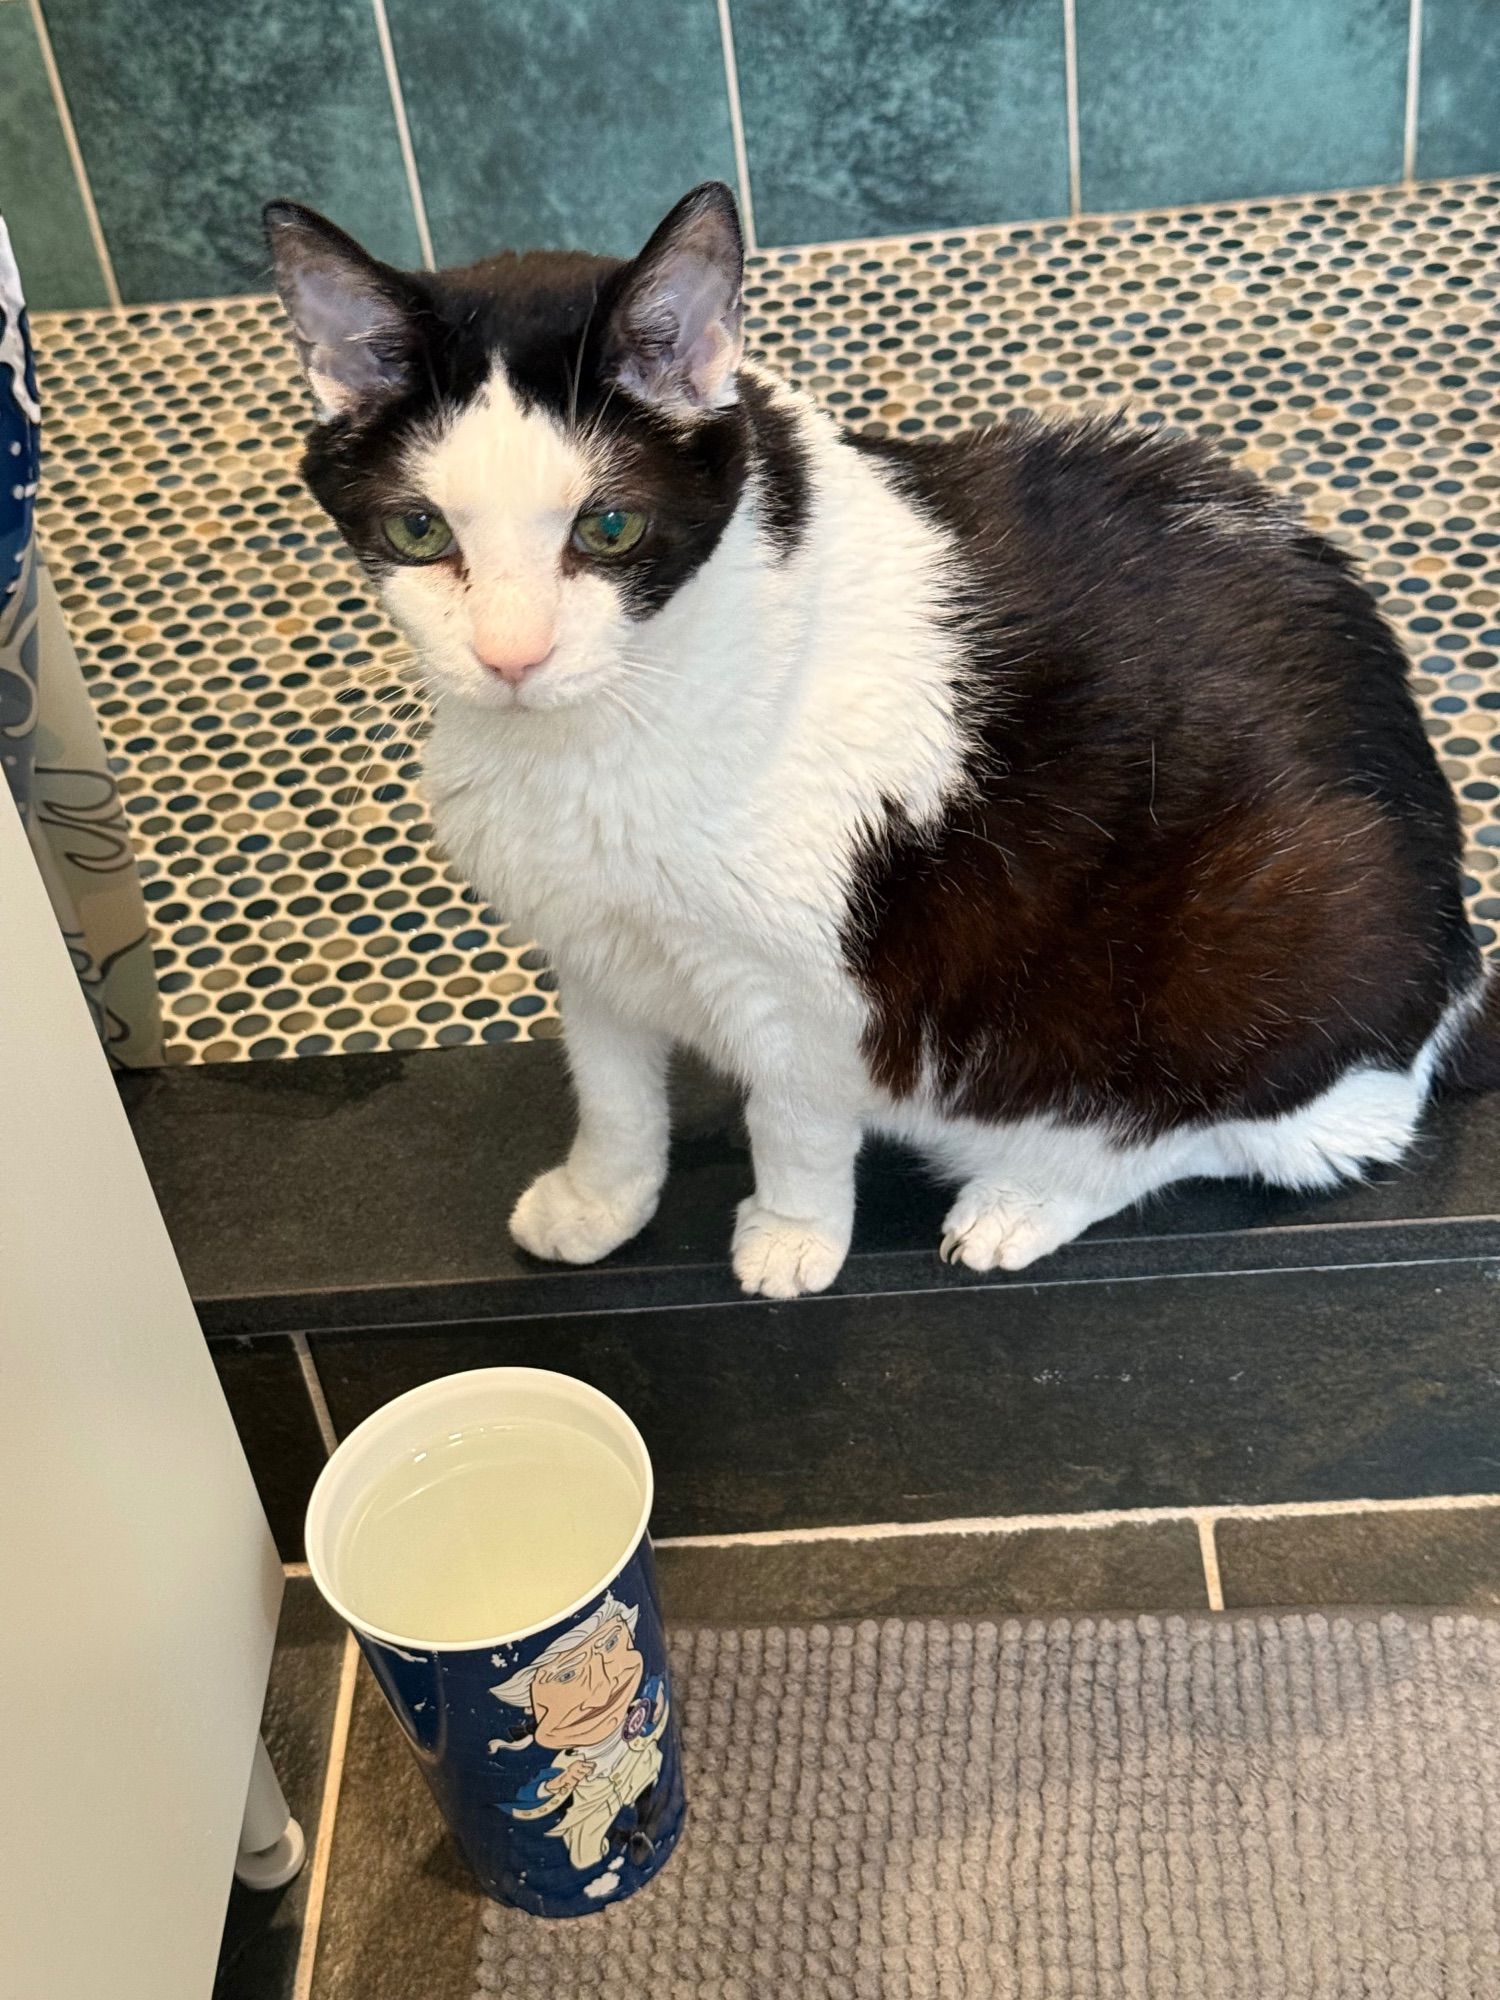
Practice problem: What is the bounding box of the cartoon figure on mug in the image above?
[492,1594,671,1879]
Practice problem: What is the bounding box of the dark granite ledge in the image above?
[120,1043,1500,1338]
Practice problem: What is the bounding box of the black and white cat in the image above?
[267,182,1495,1299]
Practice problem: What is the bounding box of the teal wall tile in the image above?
[0,3,108,310]
[37,0,422,303]
[1076,0,1408,213]
[729,0,1069,246]
[1419,0,1500,178]
[383,0,739,266]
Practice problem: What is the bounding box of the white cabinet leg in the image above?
[233,1736,306,1892]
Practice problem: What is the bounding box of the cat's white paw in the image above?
[732,1202,850,1299]
[509,1166,659,1266]
[939,1184,1090,1273]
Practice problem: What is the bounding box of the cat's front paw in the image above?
[509,1166,659,1266]
[939,1183,1090,1273]
[732,1201,850,1299]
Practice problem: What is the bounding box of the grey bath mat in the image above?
[475,1614,1500,1998]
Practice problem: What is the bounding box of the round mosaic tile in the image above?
[29,177,1500,1062]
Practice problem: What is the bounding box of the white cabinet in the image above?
[0,787,282,2000]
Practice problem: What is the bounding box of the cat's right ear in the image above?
[605,182,744,415]
[264,203,419,421]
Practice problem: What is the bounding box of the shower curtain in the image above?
[1,219,161,1066]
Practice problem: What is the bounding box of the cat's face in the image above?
[266,186,748,713]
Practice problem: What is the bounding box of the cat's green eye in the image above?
[382,507,455,562]
[573,508,648,557]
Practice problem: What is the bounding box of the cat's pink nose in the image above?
[471,632,554,685]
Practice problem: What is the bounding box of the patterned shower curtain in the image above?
[1,219,161,1066]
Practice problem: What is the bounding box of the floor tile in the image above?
[1075,0,1407,210]
[215,1579,345,2000]
[31,180,1500,1064]
[1418,0,1500,178]
[1216,1505,1500,1609]
[0,4,107,310]
[730,0,1068,245]
[39,0,421,301]
[657,1520,1209,1624]
[310,1659,480,2000]
[212,1336,328,1562]
[311,1256,1500,1533]
[383,0,738,265]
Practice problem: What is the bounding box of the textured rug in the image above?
[475,1613,1500,1998]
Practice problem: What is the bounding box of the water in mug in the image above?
[337,1420,642,1643]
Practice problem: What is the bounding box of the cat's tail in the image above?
[1436,970,1500,1096]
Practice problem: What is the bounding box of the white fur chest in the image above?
[424,698,867,1069]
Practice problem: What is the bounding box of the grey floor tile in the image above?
[656,1520,1209,1625]
[310,1661,480,2000]
[1217,1505,1500,1609]
[215,1579,345,2000]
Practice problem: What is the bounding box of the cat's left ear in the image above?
[606,182,744,414]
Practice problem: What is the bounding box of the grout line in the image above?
[284,1560,312,1580]
[1062,0,1082,219]
[716,0,758,253]
[291,1634,359,2000]
[292,1331,340,1457]
[1404,0,1424,184]
[370,0,436,271]
[1198,1518,1225,1611]
[27,0,121,309]
[286,1245,1500,1340]
[655,1490,1500,1551]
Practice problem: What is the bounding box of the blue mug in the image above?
[305,1368,686,1917]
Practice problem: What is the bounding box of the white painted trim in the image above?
[1197,1517,1225,1611]
[370,0,435,271]
[291,1331,340,1457]
[26,0,121,308]
[716,0,758,253]
[656,1489,1500,1550]
[1062,0,1082,219]
[291,1634,359,2000]
[1404,0,1424,183]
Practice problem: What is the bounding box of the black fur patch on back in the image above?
[296,249,804,611]
[842,413,1481,1134]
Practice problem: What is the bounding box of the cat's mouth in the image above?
[432,656,624,716]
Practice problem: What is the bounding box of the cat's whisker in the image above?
[568,289,598,437]
[599,681,670,750]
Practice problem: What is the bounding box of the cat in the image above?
[266,181,1496,1300]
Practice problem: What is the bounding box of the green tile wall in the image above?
[36,0,422,303]
[383,0,739,266]
[3,0,1499,309]
[1075,0,1409,212]
[0,1,108,309]
[1419,0,1500,179]
[728,0,1070,245]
